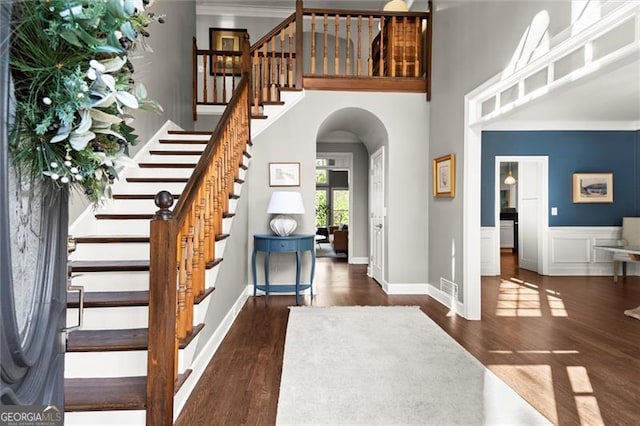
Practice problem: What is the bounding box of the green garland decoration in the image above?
[9,0,164,203]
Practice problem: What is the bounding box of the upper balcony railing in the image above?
[193,0,432,118]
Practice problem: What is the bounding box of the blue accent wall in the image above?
[481,130,640,227]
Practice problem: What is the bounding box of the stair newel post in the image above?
[295,0,303,89]
[147,191,178,425]
[241,32,252,120]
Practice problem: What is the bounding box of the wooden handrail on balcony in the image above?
[193,0,432,114]
[149,38,251,425]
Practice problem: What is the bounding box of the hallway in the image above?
[176,257,640,425]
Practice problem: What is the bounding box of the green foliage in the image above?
[9,0,164,203]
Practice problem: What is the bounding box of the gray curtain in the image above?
[1,1,66,408]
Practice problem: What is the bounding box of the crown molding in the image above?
[196,3,293,18]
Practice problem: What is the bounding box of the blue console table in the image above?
[252,234,315,305]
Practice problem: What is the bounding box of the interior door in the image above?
[518,160,541,272]
[370,147,385,283]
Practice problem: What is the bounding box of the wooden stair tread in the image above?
[112,193,181,200]
[138,163,197,168]
[251,114,268,120]
[261,101,285,106]
[94,213,154,220]
[64,371,191,412]
[65,376,146,411]
[149,150,204,155]
[67,324,205,352]
[70,259,149,272]
[67,290,149,308]
[67,328,148,351]
[74,236,150,243]
[168,130,213,135]
[126,177,189,183]
[158,139,208,144]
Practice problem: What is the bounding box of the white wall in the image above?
[248,90,429,286]
[428,0,571,302]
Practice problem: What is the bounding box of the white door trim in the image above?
[494,156,549,275]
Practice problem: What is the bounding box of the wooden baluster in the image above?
[262,44,268,103]
[222,55,228,103]
[288,22,294,85]
[204,173,213,263]
[357,16,362,76]
[323,14,328,75]
[280,28,286,86]
[334,14,340,75]
[212,53,218,103]
[253,49,260,115]
[379,16,385,76]
[346,15,351,76]
[184,211,195,339]
[402,17,408,77]
[202,55,208,103]
[368,16,373,76]
[414,17,420,77]
[311,13,316,75]
[271,36,277,101]
[177,230,187,339]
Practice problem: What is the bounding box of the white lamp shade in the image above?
[267,191,305,214]
[383,0,409,11]
[504,170,517,185]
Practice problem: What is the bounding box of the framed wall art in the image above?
[573,172,613,203]
[209,28,246,75]
[269,162,300,187]
[433,154,455,198]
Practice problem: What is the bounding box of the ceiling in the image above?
[196,0,422,16]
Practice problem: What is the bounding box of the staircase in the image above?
[62,80,305,422]
[63,125,250,424]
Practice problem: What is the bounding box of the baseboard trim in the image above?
[350,256,368,264]
[427,284,466,316]
[174,290,248,419]
[382,282,429,295]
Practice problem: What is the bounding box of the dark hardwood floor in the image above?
[175,253,640,426]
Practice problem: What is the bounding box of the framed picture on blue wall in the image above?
[573,172,613,203]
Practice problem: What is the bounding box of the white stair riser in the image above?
[68,306,148,330]
[150,143,206,151]
[72,219,152,236]
[142,155,201,164]
[163,134,211,141]
[70,271,149,292]
[65,410,145,425]
[123,167,194,178]
[65,351,147,378]
[70,243,150,261]
[109,182,187,199]
[97,219,153,235]
[65,344,195,378]
[94,199,160,213]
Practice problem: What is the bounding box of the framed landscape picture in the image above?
[433,154,455,198]
[269,162,300,187]
[573,172,613,203]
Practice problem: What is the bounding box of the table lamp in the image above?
[267,191,305,236]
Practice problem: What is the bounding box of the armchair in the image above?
[332,230,348,254]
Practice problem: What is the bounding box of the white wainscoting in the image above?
[481,227,500,276]
[481,226,639,277]
[547,226,639,276]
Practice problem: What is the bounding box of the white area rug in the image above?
[276,306,551,425]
